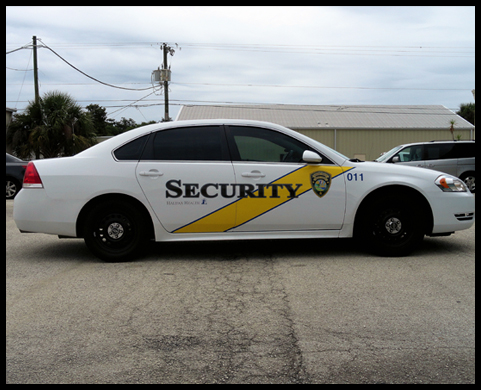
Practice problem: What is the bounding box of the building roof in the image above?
[176,104,473,130]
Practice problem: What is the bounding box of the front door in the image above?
[393,145,425,169]
[225,125,348,232]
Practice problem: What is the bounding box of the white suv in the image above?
[376,140,475,193]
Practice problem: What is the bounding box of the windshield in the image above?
[6,154,23,163]
[375,145,404,162]
[309,139,349,161]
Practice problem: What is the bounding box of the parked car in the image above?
[6,153,28,199]
[13,120,475,262]
[375,140,475,192]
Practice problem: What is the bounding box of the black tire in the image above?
[356,195,425,257]
[83,199,149,262]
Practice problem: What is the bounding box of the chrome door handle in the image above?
[241,171,266,178]
[139,170,163,177]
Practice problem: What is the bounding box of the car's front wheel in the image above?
[83,199,150,262]
[460,172,475,193]
[356,194,426,256]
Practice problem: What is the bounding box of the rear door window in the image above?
[142,126,229,161]
[424,143,455,160]
[114,134,150,161]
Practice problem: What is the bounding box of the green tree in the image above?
[7,91,97,159]
[104,117,155,136]
[456,103,475,125]
[86,104,108,136]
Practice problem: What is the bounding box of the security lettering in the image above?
[166,179,303,199]
[170,165,354,233]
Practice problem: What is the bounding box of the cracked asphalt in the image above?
[6,200,475,383]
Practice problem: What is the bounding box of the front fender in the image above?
[341,162,440,235]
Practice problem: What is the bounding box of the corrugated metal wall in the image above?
[297,128,475,161]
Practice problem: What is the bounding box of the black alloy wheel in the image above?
[83,200,149,262]
[357,195,426,257]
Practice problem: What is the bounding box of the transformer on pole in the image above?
[152,43,176,122]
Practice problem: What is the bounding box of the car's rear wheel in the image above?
[83,200,149,262]
[356,194,426,256]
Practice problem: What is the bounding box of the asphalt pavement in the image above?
[6,199,476,383]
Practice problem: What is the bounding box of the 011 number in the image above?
[347,173,364,181]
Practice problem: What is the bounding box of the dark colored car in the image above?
[6,153,28,199]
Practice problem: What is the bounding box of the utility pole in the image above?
[152,43,175,121]
[32,36,40,105]
[162,43,170,122]
[161,43,174,122]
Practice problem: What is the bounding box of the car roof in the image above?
[398,140,475,148]
[76,119,322,158]
[6,153,25,163]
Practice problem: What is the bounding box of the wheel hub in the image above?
[95,213,131,244]
[385,217,402,234]
[107,222,124,240]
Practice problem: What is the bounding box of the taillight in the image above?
[23,162,44,188]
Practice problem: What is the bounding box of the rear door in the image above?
[453,142,475,177]
[135,125,237,233]
[424,143,457,176]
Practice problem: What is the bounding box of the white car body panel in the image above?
[14,120,475,248]
[136,161,237,233]
[339,160,475,236]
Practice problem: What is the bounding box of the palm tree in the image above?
[448,119,457,141]
[7,91,97,159]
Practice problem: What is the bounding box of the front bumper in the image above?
[429,191,475,234]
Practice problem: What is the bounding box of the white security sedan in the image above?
[14,119,475,262]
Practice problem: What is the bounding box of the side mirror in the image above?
[302,150,323,163]
[391,156,400,163]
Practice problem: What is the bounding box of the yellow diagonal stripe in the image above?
[173,165,351,233]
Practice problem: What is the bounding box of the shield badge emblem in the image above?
[311,171,331,198]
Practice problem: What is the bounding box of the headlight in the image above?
[435,175,467,192]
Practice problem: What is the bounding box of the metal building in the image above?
[176,104,474,161]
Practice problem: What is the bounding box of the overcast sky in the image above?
[6,6,475,124]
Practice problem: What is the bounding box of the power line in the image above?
[6,39,473,121]
[36,38,153,91]
[6,80,472,92]
[177,44,475,58]
[7,38,156,92]
[8,41,475,56]
[171,82,471,92]
[6,66,33,71]
[6,45,31,55]
[107,89,159,116]
[7,39,473,95]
